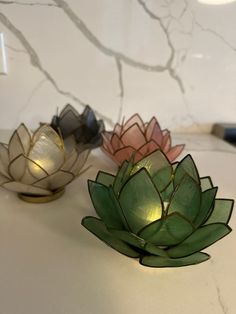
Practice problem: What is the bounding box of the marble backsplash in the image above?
[0,0,236,132]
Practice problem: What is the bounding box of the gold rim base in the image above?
[18,188,65,203]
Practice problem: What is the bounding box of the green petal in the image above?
[161,181,174,202]
[139,212,194,246]
[194,187,218,227]
[140,252,210,268]
[131,150,172,192]
[88,180,124,229]
[200,176,213,192]
[174,155,200,186]
[167,175,201,222]
[113,160,133,195]
[109,229,168,257]
[204,199,234,225]
[138,218,162,242]
[108,188,131,230]
[96,171,115,187]
[109,229,146,248]
[152,166,173,192]
[168,223,232,258]
[82,216,139,258]
[144,243,168,257]
[119,169,163,233]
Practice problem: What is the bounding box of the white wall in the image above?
[0,0,236,132]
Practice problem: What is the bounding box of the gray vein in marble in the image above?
[53,0,185,93]
[181,2,236,53]
[178,0,188,20]
[16,78,48,122]
[194,19,236,52]
[0,13,84,103]
[0,0,187,119]
[216,285,228,314]
[161,0,186,27]
[0,0,56,6]
[156,1,209,130]
[137,0,184,93]
[164,0,192,34]
[6,44,27,54]
[209,260,228,314]
[115,57,124,123]
[0,11,114,126]
[53,0,164,72]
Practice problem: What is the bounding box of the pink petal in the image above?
[146,117,163,145]
[114,146,142,165]
[166,145,185,162]
[113,123,122,136]
[122,114,145,133]
[103,143,112,154]
[102,132,112,141]
[133,151,144,163]
[111,134,124,151]
[121,123,146,150]
[161,130,171,152]
[138,140,159,156]
[145,117,156,140]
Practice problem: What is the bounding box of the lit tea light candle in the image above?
[28,158,55,178]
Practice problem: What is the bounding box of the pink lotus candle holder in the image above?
[102,114,184,165]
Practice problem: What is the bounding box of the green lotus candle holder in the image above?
[82,150,233,267]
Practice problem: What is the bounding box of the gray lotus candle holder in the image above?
[51,104,105,152]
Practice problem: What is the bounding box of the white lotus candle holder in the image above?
[0,124,89,203]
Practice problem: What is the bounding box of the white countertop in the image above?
[0,132,236,314]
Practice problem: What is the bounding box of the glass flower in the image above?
[82,150,233,267]
[0,124,89,202]
[51,104,105,151]
[102,114,184,165]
